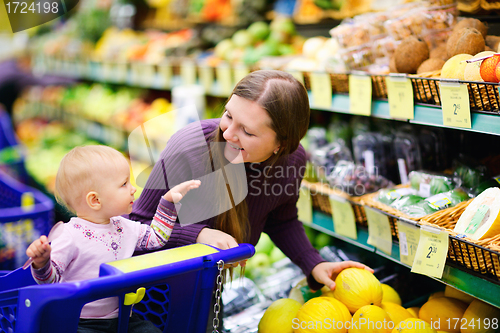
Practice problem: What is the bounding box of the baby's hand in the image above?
[26,235,51,269]
[163,180,201,203]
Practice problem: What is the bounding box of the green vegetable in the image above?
[390,194,425,210]
[430,177,453,195]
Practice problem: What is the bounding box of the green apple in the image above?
[255,233,274,255]
[314,233,332,249]
[269,246,286,263]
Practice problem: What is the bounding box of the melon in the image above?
[382,284,402,305]
[407,307,420,318]
[428,291,445,300]
[460,299,500,333]
[381,302,415,329]
[419,297,468,333]
[391,318,437,333]
[350,305,392,333]
[258,298,302,333]
[294,296,351,333]
[333,268,383,313]
[444,286,475,304]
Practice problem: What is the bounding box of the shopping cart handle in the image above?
[203,243,255,267]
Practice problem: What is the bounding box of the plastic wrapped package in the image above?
[408,170,461,198]
[329,19,374,49]
[352,132,389,178]
[418,127,447,171]
[305,127,328,154]
[327,160,392,196]
[310,141,353,182]
[384,3,457,41]
[453,157,489,194]
[397,188,470,218]
[394,129,422,185]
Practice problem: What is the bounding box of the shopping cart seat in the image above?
[0,243,254,333]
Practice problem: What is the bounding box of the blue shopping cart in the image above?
[0,243,255,333]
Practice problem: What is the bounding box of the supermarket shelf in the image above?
[311,93,500,136]
[308,210,500,309]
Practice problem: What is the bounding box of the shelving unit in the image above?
[307,211,500,309]
[27,57,500,310]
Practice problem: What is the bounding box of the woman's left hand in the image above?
[311,261,374,291]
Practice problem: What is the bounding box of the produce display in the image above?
[256,266,500,333]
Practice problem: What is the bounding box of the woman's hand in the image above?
[196,228,245,268]
[311,261,374,291]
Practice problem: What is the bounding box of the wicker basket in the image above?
[331,73,349,94]
[419,200,500,281]
[465,81,500,114]
[302,180,367,227]
[409,72,442,106]
[371,75,388,99]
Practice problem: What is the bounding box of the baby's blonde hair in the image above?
[55,145,127,212]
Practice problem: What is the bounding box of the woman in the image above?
[129,69,371,319]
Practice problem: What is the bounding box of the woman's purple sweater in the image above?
[128,118,325,289]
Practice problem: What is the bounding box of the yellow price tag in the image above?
[216,64,233,96]
[411,225,449,278]
[297,187,313,225]
[310,72,332,109]
[439,81,471,129]
[397,221,420,266]
[158,62,173,88]
[287,70,305,87]
[181,61,197,85]
[233,65,250,85]
[349,74,372,116]
[365,207,392,255]
[102,62,113,81]
[21,192,35,212]
[330,195,357,240]
[386,75,414,120]
[199,66,214,93]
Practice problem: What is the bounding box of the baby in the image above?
[26,145,200,332]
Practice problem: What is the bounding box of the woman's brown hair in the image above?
[208,70,310,244]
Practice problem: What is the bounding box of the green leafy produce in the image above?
[430,177,453,195]
[400,188,470,218]
[390,194,425,210]
[376,188,416,206]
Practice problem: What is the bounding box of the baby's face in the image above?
[97,158,137,218]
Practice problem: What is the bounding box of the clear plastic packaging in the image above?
[310,141,353,182]
[408,170,461,198]
[352,132,389,178]
[327,160,392,196]
[418,127,447,171]
[394,128,422,185]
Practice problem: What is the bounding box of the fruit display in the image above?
[210,18,303,66]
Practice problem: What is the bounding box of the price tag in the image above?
[439,81,471,129]
[199,66,214,93]
[386,75,414,119]
[297,187,313,225]
[349,74,372,116]
[158,62,173,88]
[21,192,35,212]
[397,221,420,266]
[330,195,357,240]
[216,64,233,96]
[181,61,197,85]
[411,225,449,278]
[365,207,392,255]
[233,65,250,85]
[287,70,305,87]
[310,72,332,109]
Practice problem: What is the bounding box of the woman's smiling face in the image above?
[219,95,280,164]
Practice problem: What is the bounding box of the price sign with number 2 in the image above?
[411,225,449,278]
[440,81,471,129]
